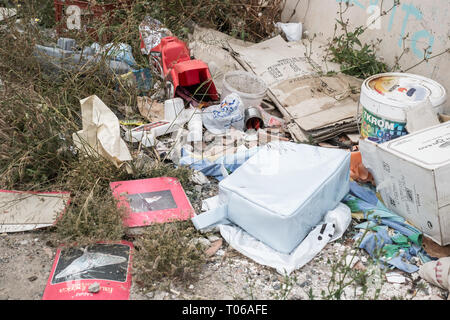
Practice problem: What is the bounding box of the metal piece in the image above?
[244,106,264,130]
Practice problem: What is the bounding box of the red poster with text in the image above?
[110,177,194,228]
[42,241,133,300]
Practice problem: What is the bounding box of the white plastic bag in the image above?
[219,203,351,275]
[73,95,132,168]
[202,93,245,134]
[275,22,303,42]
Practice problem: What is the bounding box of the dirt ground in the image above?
[1,226,448,301]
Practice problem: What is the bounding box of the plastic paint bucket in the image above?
[360,73,447,143]
[222,71,267,109]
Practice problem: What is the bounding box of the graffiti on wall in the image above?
[336,0,435,59]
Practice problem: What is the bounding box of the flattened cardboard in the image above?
[0,190,70,233]
[229,36,362,143]
[42,241,133,300]
[110,177,194,228]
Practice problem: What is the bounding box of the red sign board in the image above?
[42,241,133,300]
[110,177,194,228]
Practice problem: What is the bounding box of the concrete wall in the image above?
[281,0,450,99]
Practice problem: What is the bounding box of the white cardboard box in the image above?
[360,122,450,246]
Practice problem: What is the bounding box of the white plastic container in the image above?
[360,73,447,143]
[187,108,203,142]
[164,98,185,121]
[222,71,267,109]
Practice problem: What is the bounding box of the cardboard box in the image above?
[360,122,450,246]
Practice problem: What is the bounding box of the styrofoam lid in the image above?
[362,73,447,108]
[382,122,450,167]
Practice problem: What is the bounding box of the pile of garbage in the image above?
[2,5,450,300]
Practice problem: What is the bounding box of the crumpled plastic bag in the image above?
[274,22,303,42]
[73,95,132,169]
[218,202,351,275]
[139,16,172,55]
[179,145,259,181]
[202,93,245,134]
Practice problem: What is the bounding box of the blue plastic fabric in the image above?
[349,181,379,206]
[102,43,138,68]
[179,146,259,181]
[344,184,405,223]
[345,182,427,273]
[358,230,419,273]
[358,229,392,257]
[388,255,419,273]
[378,219,421,242]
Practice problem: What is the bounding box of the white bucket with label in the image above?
[360,72,447,143]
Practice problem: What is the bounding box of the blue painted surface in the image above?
[336,0,437,59]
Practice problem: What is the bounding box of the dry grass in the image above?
[132,221,206,290]
[0,0,281,291]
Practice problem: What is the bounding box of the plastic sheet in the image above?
[219,203,351,275]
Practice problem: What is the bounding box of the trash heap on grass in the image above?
[1,4,450,300]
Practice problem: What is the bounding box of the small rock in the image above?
[215,249,225,256]
[353,261,366,271]
[411,272,420,281]
[205,239,223,257]
[207,235,221,242]
[193,237,211,247]
[19,240,28,245]
[273,283,281,290]
[170,288,180,296]
[27,276,37,282]
[299,280,310,288]
[386,272,406,284]
[88,282,100,293]
[43,247,53,258]
[194,185,202,193]
[188,284,194,290]
[191,171,210,185]
[345,255,359,268]
[153,291,168,300]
